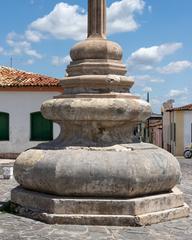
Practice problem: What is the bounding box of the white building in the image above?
[162,100,192,156]
[0,66,63,158]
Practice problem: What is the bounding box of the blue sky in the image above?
[0,0,192,112]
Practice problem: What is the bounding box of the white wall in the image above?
[184,111,192,147]
[0,91,60,153]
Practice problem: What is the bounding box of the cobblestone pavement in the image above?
[0,158,191,240]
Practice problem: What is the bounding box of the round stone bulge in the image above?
[13,144,181,197]
[70,38,123,61]
[40,97,151,122]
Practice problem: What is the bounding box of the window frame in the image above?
[30,111,53,141]
[0,112,10,141]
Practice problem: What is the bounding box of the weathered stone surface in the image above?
[40,96,151,146]
[0,158,191,239]
[10,0,189,227]
[9,203,190,226]
[88,0,106,38]
[13,143,181,198]
[61,74,134,92]
[41,97,151,122]
[62,75,134,87]
[70,39,123,62]
[66,63,127,79]
[11,187,186,216]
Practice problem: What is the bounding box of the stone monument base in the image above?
[11,187,189,226]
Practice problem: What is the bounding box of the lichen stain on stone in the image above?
[116,108,126,114]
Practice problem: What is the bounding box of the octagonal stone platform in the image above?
[11,186,189,226]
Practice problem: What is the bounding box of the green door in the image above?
[30,112,53,141]
[0,112,9,141]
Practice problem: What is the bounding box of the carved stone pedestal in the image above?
[11,0,189,225]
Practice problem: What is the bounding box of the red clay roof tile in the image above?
[0,66,60,87]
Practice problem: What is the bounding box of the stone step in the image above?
[11,203,190,226]
[11,186,185,216]
[0,160,14,176]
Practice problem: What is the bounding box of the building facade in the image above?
[0,66,63,158]
[139,113,163,148]
[148,115,163,148]
[162,101,192,156]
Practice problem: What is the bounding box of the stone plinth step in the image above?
[11,187,190,226]
[21,204,189,226]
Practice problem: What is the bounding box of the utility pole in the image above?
[147,92,150,103]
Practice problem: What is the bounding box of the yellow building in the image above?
[162,101,192,156]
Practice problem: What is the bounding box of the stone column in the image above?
[88,0,106,38]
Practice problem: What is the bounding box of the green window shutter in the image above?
[0,112,9,141]
[30,112,53,141]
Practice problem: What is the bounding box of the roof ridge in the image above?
[0,65,59,80]
[0,65,61,87]
[167,103,192,111]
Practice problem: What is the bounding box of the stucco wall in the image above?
[175,111,184,156]
[0,91,60,153]
[184,111,192,147]
[153,127,162,148]
[170,111,175,155]
[163,111,171,151]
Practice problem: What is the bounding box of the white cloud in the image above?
[150,78,165,83]
[150,98,162,113]
[25,49,42,59]
[158,60,192,74]
[2,0,146,65]
[151,98,160,105]
[129,43,182,65]
[6,32,42,59]
[29,0,145,41]
[52,55,71,66]
[143,86,152,92]
[23,59,34,65]
[26,59,34,65]
[30,3,87,41]
[108,0,145,34]
[128,64,154,72]
[127,43,183,73]
[133,74,165,83]
[169,88,188,98]
[25,30,44,42]
[148,5,152,13]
